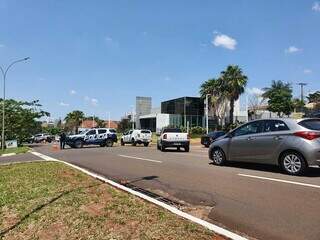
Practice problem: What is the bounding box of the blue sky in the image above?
[0,0,319,120]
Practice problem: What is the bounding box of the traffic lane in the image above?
[0,152,41,165]
[108,144,320,186]
[33,145,320,240]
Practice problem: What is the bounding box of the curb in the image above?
[30,151,248,240]
[1,153,16,157]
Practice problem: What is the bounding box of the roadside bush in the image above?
[190,126,206,135]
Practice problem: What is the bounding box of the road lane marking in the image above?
[238,173,320,189]
[118,154,162,163]
[30,150,247,240]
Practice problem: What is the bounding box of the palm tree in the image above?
[64,110,85,133]
[220,65,248,124]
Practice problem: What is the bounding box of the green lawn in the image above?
[0,162,217,240]
[0,146,30,156]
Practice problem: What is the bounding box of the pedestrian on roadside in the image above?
[59,132,66,150]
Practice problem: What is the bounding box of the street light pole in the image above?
[0,57,30,151]
[106,111,111,128]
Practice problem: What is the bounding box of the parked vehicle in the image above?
[157,128,190,152]
[208,118,320,175]
[121,129,152,146]
[66,128,117,148]
[31,133,53,143]
[201,131,225,147]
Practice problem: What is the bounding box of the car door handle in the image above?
[274,136,283,140]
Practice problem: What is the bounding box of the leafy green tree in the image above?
[64,110,85,133]
[220,65,248,124]
[307,91,320,103]
[0,99,49,144]
[292,98,305,112]
[43,126,61,135]
[118,118,131,132]
[262,80,294,117]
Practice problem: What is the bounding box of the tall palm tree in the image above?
[220,65,248,124]
[64,110,85,133]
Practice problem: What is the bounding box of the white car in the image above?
[121,129,152,147]
[157,128,190,152]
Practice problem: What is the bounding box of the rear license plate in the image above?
[173,143,181,146]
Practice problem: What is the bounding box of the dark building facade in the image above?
[161,97,204,128]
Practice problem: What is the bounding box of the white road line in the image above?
[30,151,247,240]
[118,154,162,163]
[238,173,320,189]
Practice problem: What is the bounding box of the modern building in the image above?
[138,96,204,132]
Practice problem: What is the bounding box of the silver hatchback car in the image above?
[209,118,320,175]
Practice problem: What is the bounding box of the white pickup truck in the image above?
[157,128,190,152]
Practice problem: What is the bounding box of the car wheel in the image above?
[144,142,149,147]
[106,139,113,147]
[74,140,83,149]
[157,143,161,150]
[160,144,166,152]
[211,148,226,165]
[280,151,307,176]
[131,139,136,146]
[177,146,181,151]
[121,139,125,146]
[184,146,189,152]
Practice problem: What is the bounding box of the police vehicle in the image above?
[66,128,117,148]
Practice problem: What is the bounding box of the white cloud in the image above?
[212,34,237,50]
[59,102,69,107]
[246,87,264,96]
[303,69,312,74]
[312,2,320,12]
[91,98,98,106]
[285,46,302,53]
[70,89,76,95]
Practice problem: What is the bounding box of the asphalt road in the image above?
[2,143,320,240]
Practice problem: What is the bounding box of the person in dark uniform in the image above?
[59,132,66,149]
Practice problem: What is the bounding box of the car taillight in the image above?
[294,131,320,140]
[163,134,167,139]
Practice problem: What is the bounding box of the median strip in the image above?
[238,173,320,189]
[118,154,162,163]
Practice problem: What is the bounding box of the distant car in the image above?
[208,118,320,175]
[157,128,190,152]
[66,128,117,148]
[201,131,225,147]
[121,129,152,147]
[32,133,53,143]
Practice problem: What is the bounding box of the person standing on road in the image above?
[59,132,66,150]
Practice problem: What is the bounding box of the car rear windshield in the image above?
[163,128,182,133]
[299,119,320,131]
[141,130,151,134]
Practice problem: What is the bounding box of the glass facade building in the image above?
[161,97,204,128]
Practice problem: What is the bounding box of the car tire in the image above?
[106,139,113,147]
[157,143,161,150]
[280,151,307,176]
[211,148,226,165]
[74,140,83,149]
[144,142,149,147]
[121,139,125,146]
[160,144,166,152]
[177,146,181,151]
[131,139,136,146]
[184,146,189,152]
[205,144,209,148]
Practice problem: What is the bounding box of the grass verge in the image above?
[0,146,30,156]
[0,162,218,240]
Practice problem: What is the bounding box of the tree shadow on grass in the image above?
[0,183,102,237]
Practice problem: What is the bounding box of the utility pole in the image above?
[297,82,307,102]
[205,94,210,134]
[106,112,111,128]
